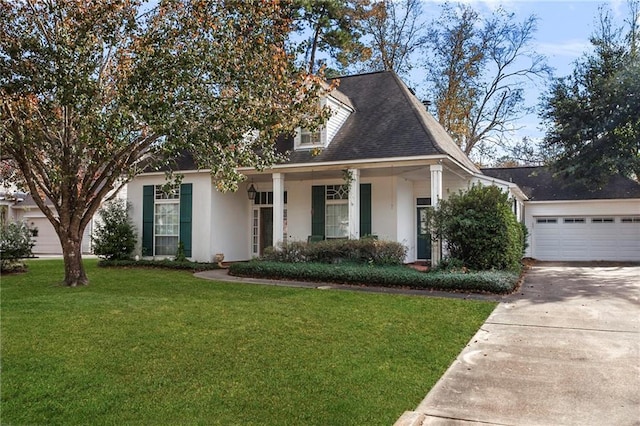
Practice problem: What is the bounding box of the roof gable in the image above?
[280,71,479,172]
[481,166,640,200]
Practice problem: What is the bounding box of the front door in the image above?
[417,200,432,260]
[259,207,273,256]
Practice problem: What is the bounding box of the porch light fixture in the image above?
[247,184,257,201]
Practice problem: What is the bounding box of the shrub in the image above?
[229,261,519,294]
[262,238,406,266]
[430,184,524,271]
[98,258,219,271]
[93,200,137,260]
[0,221,35,272]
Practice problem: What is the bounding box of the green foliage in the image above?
[0,1,329,285]
[229,260,519,294]
[292,0,371,73]
[262,238,407,265]
[98,258,219,272]
[541,2,640,186]
[430,184,524,271]
[92,200,136,261]
[2,259,495,425]
[0,221,35,272]
[175,241,186,262]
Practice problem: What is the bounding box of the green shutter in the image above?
[142,185,154,256]
[311,185,325,238]
[179,183,193,258]
[360,183,372,237]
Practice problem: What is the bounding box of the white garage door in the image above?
[533,216,640,261]
[27,217,62,254]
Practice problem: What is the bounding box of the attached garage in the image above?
[482,167,640,263]
[532,216,640,261]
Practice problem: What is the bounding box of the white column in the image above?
[430,164,443,266]
[347,168,360,239]
[272,173,285,248]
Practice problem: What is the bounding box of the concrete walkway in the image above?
[396,264,640,426]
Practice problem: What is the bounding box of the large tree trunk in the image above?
[60,230,88,286]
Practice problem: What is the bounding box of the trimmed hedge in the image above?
[229,261,519,294]
[262,238,407,266]
[98,259,220,272]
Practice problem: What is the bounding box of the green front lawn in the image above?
[1,260,496,425]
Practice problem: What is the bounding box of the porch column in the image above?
[347,168,360,239]
[430,164,443,266]
[272,172,285,248]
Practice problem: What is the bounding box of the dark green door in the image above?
[417,199,431,260]
[260,207,273,256]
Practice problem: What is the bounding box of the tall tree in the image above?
[0,0,328,286]
[541,1,640,187]
[292,0,371,74]
[423,3,550,157]
[359,0,426,76]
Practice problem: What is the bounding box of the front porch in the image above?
[241,158,473,265]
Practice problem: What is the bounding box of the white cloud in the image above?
[535,40,592,59]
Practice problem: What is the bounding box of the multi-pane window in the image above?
[536,218,557,223]
[154,185,179,256]
[563,218,585,223]
[300,128,321,145]
[325,184,349,238]
[621,217,640,223]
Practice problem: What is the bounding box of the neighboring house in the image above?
[1,188,127,255]
[482,167,640,262]
[127,71,526,265]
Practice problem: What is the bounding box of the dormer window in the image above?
[300,128,322,146]
[294,92,354,152]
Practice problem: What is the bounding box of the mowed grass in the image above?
[1,259,496,425]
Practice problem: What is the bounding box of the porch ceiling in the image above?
[243,157,473,183]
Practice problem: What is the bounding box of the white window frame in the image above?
[325,184,349,239]
[153,185,180,256]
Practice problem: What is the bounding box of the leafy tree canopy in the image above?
[541,1,640,187]
[0,0,329,285]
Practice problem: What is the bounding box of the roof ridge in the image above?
[390,72,479,173]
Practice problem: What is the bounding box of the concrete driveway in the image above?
[396,263,640,426]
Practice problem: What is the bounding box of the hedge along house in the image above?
[127,71,526,265]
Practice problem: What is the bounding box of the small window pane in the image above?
[326,203,348,238]
[591,218,614,223]
[155,185,180,200]
[301,129,321,145]
[326,185,349,200]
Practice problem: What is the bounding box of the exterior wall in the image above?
[369,176,397,241]
[326,97,352,143]
[395,177,414,261]
[210,185,250,262]
[128,172,214,262]
[280,179,311,243]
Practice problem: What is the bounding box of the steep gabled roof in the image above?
[149,71,479,173]
[279,71,479,172]
[481,166,640,201]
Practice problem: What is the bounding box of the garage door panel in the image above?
[533,217,640,261]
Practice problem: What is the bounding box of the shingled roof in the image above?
[152,71,479,173]
[278,71,479,172]
[481,166,640,201]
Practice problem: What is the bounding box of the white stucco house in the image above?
[126,71,640,264]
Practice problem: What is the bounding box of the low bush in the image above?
[229,261,519,294]
[0,221,35,273]
[262,238,407,266]
[92,200,136,260]
[98,258,219,271]
[430,183,524,271]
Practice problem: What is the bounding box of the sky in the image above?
[410,0,632,145]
